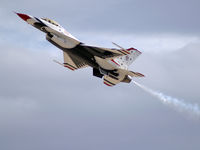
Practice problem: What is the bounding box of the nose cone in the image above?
[16,12,31,21]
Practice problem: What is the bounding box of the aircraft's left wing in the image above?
[63,51,88,70]
[54,51,88,71]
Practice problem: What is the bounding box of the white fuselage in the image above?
[26,16,127,71]
[16,12,144,86]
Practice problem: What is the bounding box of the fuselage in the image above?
[23,15,97,68]
[23,15,122,72]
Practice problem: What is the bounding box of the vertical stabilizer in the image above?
[121,47,142,66]
[112,42,142,67]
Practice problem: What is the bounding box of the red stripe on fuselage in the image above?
[111,59,120,66]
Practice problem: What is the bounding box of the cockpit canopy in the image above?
[42,18,60,27]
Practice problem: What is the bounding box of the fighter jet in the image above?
[16,12,144,87]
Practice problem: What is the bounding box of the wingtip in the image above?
[137,72,145,77]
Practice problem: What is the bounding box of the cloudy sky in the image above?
[0,0,200,150]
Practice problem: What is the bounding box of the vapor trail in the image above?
[133,81,200,117]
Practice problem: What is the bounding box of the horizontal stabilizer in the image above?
[103,75,121,87]
[128,71,145,77]
[118,68,145,77]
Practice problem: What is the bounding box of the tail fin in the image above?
[122,47,142,66]
[112,42,142,67]
[116,47,142,67]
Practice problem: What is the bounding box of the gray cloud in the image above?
[0,37,200,150]
[1,0,200,35]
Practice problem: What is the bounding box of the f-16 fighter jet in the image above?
[16,13,144,87]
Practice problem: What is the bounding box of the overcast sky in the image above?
[0,0,200,150]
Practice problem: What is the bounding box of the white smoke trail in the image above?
[133,81,200,117]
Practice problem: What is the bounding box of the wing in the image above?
[82,44,131,59]
[103,75,121,87]
[63,51,88,70]
[54,52,88,71]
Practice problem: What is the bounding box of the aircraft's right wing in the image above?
[82,44,132,59]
